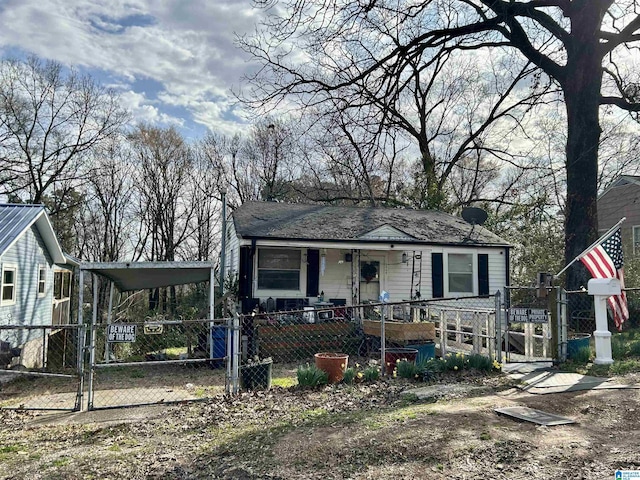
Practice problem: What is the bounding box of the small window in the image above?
[62,271,71,298]
[54,271,62,299]
[54,271,72,300]
[257,249,301,290]
[1,266,17,305]
[634,226,640,255]
[448,253,473,293]
[38,266,46,296]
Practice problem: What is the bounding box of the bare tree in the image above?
[0,55,128,207]
[75,136,137,263]
[243,0,640,290]
[129,125,196,311]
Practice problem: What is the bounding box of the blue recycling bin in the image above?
[406,341,436,363]
[211,325,227,367]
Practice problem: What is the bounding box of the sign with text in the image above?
[508,307,549,324]
[107,324,137,343]
[143,323,164,335]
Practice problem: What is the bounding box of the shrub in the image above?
[611,336,628,360]
[396,360,422,380]
[467,354,493,372]
[296,364,328,388]
[572,346,592,364]
[362,365,380,382]
[442,352,467,372]
[629,341,640,357]
[342,367,356,385]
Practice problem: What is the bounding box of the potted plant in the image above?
[240,356,273,391]
[314,352,349,383]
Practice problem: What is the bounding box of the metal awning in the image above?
[81,261,215,291]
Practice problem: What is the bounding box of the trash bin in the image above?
[567,334,591,359]
[211,325,227,367]
[240,358,273,390]
[406,341,436,363]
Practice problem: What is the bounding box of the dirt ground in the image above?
[1,372,639,480]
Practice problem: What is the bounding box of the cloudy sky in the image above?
[0,0,263,138]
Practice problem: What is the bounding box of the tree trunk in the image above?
[563,14,604,291]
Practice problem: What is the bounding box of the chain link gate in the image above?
[86,317,230,410]
[0,324,84,411]
[503,286,567,363]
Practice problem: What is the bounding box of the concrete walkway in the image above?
[505,361,640,394]
[403,361,640,400]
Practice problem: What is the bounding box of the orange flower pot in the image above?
[314,352,349,383]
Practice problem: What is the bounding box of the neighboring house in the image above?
[223,202,511,314]
[598,175,640,255]
[0,204,77,369]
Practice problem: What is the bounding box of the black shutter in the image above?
[238,246,253,299]
[478,254,489,296]
[306,249,320,297]
[431,253,443,298]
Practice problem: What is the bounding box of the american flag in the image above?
[579,228,629,330]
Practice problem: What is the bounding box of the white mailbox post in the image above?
[587,278,620,365]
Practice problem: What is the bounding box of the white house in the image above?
[222,202,511,314]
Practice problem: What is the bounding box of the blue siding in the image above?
[0,224,54,348]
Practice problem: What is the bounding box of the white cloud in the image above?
[0,0,260,134]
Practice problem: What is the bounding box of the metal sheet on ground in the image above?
[495,406,576,426]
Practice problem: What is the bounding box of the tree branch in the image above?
[600,96,640,111]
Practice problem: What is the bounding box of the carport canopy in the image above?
[81,261,216,291]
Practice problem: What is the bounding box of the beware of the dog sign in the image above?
[107,324,137,343]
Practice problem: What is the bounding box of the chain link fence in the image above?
[239,295,500,386]
[566,288,640,334]
[88,318,228,409]
[0,294,513,410]
[0,324,83,411]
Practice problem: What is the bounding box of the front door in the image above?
[359,257,384,302]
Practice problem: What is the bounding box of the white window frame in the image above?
[254,248,307,298]
[1,264,17,306]
[443,251,477,297]
[37,265,47,297]
[634,225,640,255]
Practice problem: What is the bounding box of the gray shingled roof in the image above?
[232,202,510,247]
[0,203,66,262]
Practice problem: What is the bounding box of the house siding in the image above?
[0,224,54,367]
[598,182,640,248]
[224,220,240,280]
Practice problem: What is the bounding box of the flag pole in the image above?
[554,217,626,280]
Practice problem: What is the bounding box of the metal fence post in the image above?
[232,310,240,394]
[226,315,232,395]
[87,274,98,411]
[494,291,501,364]
[75,268,85,412]
[380,304,386,375]
[439,310,446,357]
[558,288,567,362]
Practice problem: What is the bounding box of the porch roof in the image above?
[233,202,510,247]
[81,261,215,291]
